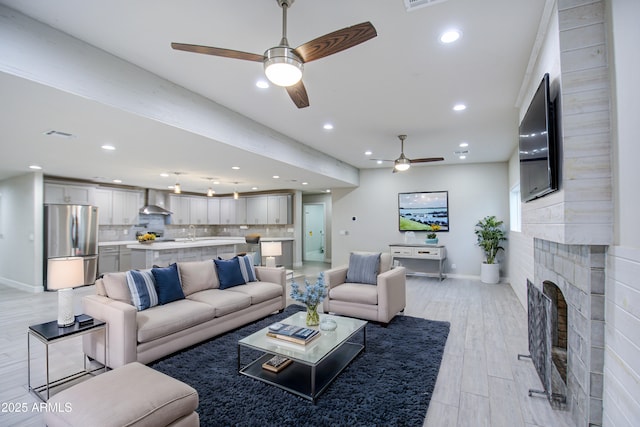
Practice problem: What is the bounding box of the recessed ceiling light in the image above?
[112,179,122,183]
[459,155,467,160]
[272,175,280,179]
[256,80,269,89]
[439,29,462,44]
[213,181,220,185]
[101,144,116,151]
[459,142,469,147]
[29,165,42,170]
[251,186,259,190]
[453,103,467,111]
[323,123,334,130]
[232,166,240,170]
[302,182,308,185]
[364,150,372,156]
[168,185,175,190]
[160,173,169,177]
[377,160,383,164]
[325,189,331,193]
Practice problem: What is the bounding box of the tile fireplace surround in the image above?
[533,238,606,427]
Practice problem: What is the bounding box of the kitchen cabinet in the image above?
[220,197,246,225]
[268,195,291,224]
[189,197,208,225]
[98,245,119,275]
[95,188,141,225]
[235,198,247,224]
[44,182,96,205]
[119,246,132,272]
[246,196,268,224]
[168,195,190,225]
[207,198,220,224]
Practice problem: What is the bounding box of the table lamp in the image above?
[261,241,282,268]
[47,257,85,327]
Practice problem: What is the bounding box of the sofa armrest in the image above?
[324,266,348,290]
[82,294,137,369]
[376,267,406,323]
[255,266,286,309]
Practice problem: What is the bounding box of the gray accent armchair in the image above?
[323,252,406,324]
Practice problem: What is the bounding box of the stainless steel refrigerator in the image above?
[44,204,99,290]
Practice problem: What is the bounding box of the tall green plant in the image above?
[474,215,507,264]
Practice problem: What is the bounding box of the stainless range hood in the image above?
[139,189,172,215]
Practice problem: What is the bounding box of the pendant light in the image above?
[206,178,215,197]
[173,172,181,194]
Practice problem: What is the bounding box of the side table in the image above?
[27,317,107,401]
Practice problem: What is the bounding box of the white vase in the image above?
[480,263,500,284]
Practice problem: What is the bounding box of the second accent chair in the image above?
[323,251,406,324]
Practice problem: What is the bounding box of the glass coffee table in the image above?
[238,311,367,403]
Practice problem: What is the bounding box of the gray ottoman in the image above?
[44,362,199,427]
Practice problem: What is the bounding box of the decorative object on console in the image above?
[290,272,327,326]
[474,215,507,284]
[261,241,282,268]
[425,223,441,244]
[47,257,85,327]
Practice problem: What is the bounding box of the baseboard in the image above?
[0,276,44,293]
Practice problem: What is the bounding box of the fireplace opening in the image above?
[543,281,568,388]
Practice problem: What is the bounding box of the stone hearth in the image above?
[534,238,606,426]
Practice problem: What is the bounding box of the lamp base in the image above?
[57,288,75,327]
[265,257,276,268]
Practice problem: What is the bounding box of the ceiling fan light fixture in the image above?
[264,47,303,87]
[394,158,411,171]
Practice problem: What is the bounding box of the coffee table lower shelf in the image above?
[238,341,364,403]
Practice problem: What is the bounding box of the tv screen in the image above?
[519,73,558,202]
[398,191,449,232]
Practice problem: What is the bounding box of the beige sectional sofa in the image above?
[82,259,286,368]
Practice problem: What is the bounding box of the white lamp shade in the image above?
[48,257,85,290]
[261,241,282,257]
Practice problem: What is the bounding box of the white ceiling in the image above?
[0,0,545,195]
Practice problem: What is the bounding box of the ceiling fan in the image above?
[171,0,377,109]
[372,135,445,172]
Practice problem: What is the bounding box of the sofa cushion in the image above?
[329,283,378,305]
[238,254,257,283]
[125,269,158,311]
[346,252,381,285]
[226,281,282,305]
[102,272,133,305]
[178,260,219,296]
[214,257,246,289]
[187,289,252,317]
[136,299,215,343]
[152,263,185,304]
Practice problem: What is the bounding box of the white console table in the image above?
[389,244,447,281]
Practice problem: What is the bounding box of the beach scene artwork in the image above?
[398,191,449,231]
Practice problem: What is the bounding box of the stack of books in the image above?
[266,322,320,345]
[262,355,293,373]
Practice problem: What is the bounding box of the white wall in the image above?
[331,163,509,278]
[603,0,640,425]
[0,172,43,292]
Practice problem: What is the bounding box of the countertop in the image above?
[109,236,294,250]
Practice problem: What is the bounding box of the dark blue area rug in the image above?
[151,306,450,427]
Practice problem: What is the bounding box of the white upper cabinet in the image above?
[94,188,141,225]
[246,196,268,224]
[44,182,96,205]
[219,198,235,224]
[168,195,190,225]
[189,197,208,225]
[207,198,220,224]
[95,188,114,225]
[235,197,247,224]
[268,195,291,224]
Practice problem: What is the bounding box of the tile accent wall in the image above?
[534,239,606,426]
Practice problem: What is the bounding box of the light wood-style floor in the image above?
[0,268,575,426]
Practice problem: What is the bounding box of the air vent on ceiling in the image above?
[44,130,75,138]
[404,0,449,12]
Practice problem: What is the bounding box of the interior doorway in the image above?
[303,203,325,262]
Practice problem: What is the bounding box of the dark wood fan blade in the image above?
[285,80,310,109]
[410,157,445,163]
[294,22,377,63]
[171,43,264,62]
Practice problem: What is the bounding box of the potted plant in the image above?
[425,224,441,244]
[474,216,506,284]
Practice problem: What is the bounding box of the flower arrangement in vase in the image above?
[425,224,441,244]
[290,272,327,326]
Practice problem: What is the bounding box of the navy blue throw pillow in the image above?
[151,263,185,304]
[214,257,246,289]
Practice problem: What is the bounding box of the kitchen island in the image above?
[126,237,293,269]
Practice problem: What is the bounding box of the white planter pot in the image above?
[480,263,500,284]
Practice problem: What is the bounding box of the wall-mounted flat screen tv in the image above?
[398,191,449,231]
[519,73,559,202]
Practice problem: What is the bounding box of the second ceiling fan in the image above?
[171,0,377,109]
[372,135,445,172]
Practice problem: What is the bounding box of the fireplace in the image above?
[529,239,606,426]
